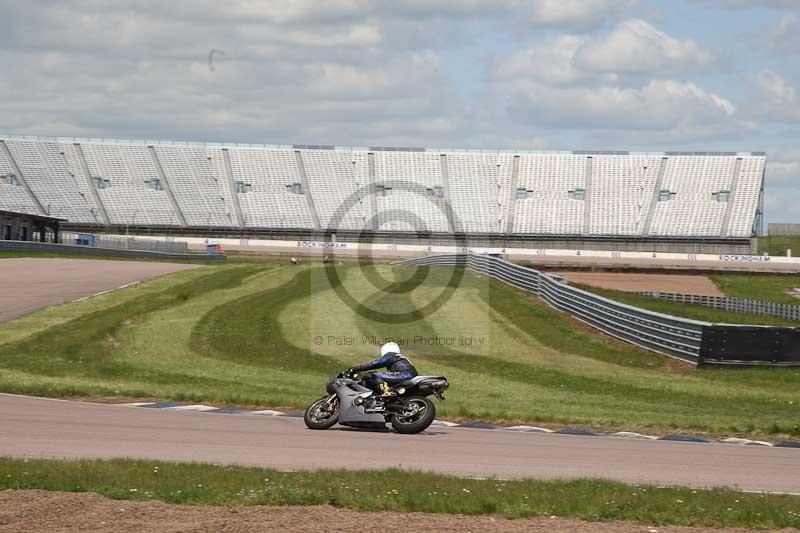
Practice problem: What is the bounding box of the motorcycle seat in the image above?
[395,376,447,388]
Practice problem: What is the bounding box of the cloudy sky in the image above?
[0,0,797,225]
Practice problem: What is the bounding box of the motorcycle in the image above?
[303,370,449,434]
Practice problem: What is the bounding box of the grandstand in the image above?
[0,135,766,253]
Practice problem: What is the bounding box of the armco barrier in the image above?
[396,254,800,366]
[0,240,224,260]
[396,254,707,364]
[637,291,800,322]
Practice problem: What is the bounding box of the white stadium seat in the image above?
[513,154,586,235]
[0,135,765,239]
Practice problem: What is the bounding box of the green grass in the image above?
[574,284,799,327]
[711,273,800,305]
[1,458,798,529]
[758,235,800,257]
[1,260,799,439]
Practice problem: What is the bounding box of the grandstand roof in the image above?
[0,133,765,158]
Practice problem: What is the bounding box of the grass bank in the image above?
[758,235,800,257]
[1,260,798,438]
[710,273,800,305]
[1,458,798,529]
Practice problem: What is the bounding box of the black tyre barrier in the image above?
[699,326,800,367]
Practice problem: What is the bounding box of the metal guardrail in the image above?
[0,240,222,260]
[397,253,707,364]
[637,291,800,322]
[60,232,189,254]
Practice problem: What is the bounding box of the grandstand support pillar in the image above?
[147,146,187,227]
[367,152,379,231]
[756,166,766,238]
[294,150,321,231]
[642,157,668,235]
[73,143,110,226]
[0,140,46,215]
[720,157,742,238]
[221,149,245,228]
[439,154,458,233]
[504,156,520,235]
[582,156,593,236]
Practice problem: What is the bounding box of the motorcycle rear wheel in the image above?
[304,395,340,430]
[390,396,436,434]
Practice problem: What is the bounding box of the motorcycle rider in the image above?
[349,341,418,397]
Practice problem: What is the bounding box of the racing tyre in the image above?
[304,396,340,430]
[390,396,436,434]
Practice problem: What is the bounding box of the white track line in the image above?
[506,425,555,433]
[430,420,460,427]
[71,281,140,303]
[165,405,219,412]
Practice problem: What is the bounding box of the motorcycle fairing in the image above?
[335,378,386,426]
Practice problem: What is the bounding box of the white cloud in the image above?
[504,79,737,131]
[515,0,638,29]
[763,14,800,52]
[749,70,800,123]
[758,147,800,224]
[693,0,800,9]
[495,35,619,86]
[0,0,643,146]
[756,70,797,103]
[380,0,637,29]
[0,0,779,159]
[0,1,483,146]
[769,161,800,188]
[574,19,716,74]
[491,24,736,141]
[765,148,800,188]
[494,20,717,91]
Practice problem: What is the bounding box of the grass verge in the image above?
[1,262,799,438]
[711,273,800,305]
[2,458,799,529]
[758,235,800,257]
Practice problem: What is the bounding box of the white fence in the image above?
[637,292,800,322]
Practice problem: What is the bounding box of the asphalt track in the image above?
[0,259,201,323]
[2,395,798,493]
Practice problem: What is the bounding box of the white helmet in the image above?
[380,342,401,357]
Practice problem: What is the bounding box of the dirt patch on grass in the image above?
[0,490,768,533]
[555,272,725,297]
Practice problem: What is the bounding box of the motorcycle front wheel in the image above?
[390,396,436,434]
[304,395,340,429]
